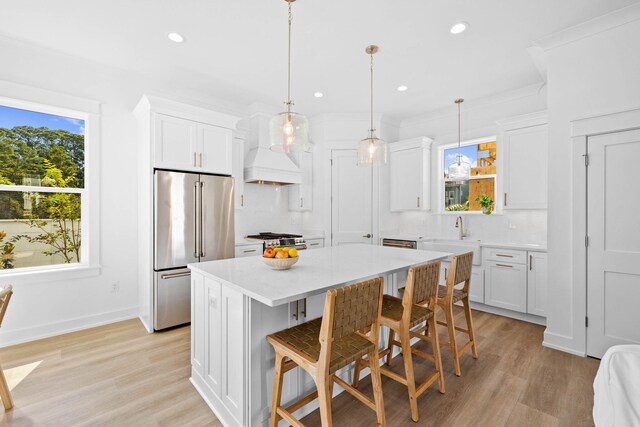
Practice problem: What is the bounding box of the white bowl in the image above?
[262,256,299,270]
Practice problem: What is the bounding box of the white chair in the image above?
[593,345,640,426]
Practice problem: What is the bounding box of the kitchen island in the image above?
[188,244,450,427]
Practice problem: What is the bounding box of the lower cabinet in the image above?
[527,252,548,317]
[235,243,262,258]
[439,261,485,304]
[485,260,528,313]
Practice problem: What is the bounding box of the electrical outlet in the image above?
[110,281,120,293]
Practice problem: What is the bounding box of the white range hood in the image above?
[244,112,302,185]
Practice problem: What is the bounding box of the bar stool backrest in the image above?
[0,286,13,327]
[408,261,441,307]
[327,278,383,340]
[447,252,474,294]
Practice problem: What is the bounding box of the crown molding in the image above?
[533,2,640,51]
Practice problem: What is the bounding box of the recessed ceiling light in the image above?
[397,85,408,92]
[314,92,324,98]
[167,32,185,43]
[450,22,469,34]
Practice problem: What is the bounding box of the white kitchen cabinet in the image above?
[153,113,232,175]
[220,284,246,424]
[154,113,198,171]
[485,260,528,313]
[440,261,485,304]
[389,137,432,211]
[527,251,548,317]
[288,151,313,211]
[204,277,222,398]
[502,120,548,210]
[389,137,432,212]
[305,238,324,250]
[232,133,246,209]
[235,244,262,258]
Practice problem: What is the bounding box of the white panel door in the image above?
[527,252,548,317]
[485,261,527,313]
[587,129,640,358]
[503,124,548,209]
[221,284,245,425]
[331,150,373,246]
[232,136,245,209]
[200,123,232,175]
[154,113,198,171]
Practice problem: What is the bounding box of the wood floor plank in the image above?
[0,311,599,427]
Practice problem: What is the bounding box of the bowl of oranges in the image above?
[262,247,299,270]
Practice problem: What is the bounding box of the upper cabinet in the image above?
[232,131,246,210]
[288,151,313,212]
[499,113,548,210]
[154,114,232,175]
[389,137,432,211]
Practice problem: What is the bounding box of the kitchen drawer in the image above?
[306,238,324,250]
[235,244,262,258]
[483,247,527,264]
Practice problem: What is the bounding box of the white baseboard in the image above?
[468,302,547,326]
[542,330,586,357]
[0,306,139,348]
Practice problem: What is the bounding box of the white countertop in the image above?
[189,244,450,307]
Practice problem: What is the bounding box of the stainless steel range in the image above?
[245,232,307,251]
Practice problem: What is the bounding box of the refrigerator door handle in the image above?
[194,181,199,259]
[200,181,206,258]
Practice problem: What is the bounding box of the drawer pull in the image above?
[310,243,320,246]
[496,254,514,258]
[496,263,513,268]
[243,249,257,253]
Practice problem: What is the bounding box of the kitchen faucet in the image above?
[455,216,465,240]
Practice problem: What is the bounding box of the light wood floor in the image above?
[0,308,599,426]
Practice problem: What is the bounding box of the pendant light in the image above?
[356,45,387,166]
[270,0,310,153]
[447,98,470,181]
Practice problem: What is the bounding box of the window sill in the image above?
[0,264,102,285]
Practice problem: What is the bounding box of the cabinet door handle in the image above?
[199,152,203,167]
[529,255,533,271]
[496,263,513,268]
[301,298,307,318]
[243,249,256,253]
[504,192,507,206]
[417,196,420,208]
[292,300,299,321]
[241,194,244,207]
[300,197,303,208]
[496,254,514,258]
[193,152,197,167]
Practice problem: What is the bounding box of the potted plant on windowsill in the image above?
[475,194,494,215]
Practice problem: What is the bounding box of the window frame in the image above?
[0,87,100,283]
[437,135,500,215]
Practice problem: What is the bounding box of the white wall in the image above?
[386,84,548,243]
[0,36,256,345]
[542,12,640,354]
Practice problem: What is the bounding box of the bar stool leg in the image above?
[368,347,386,427]
[463,297,478,359]
[0,367,13,410]
[428,315,445,394]
[316,373,333,427]
[444,304,461,377]
[400,328,419,422]
[270,352,285,427]
[352,358,363,388]
[385,329,395,366]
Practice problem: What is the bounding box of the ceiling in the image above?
[1,0,637,120]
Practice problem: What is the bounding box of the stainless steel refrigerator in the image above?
[154,170,235,330]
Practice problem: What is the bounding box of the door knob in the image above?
[362,233,372,238]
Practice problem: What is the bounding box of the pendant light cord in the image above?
[370,52,374,133]
[457,101,461,165]
[286,1,293,111]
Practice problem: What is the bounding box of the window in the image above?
[0,104,87,272]
[442,138,497,212]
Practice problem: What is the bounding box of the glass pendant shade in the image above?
[447,155,471,181]
[356,131,388,166]
[269,110,310,153]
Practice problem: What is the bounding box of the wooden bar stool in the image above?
[0,285,14,411]
[266,278,386,427]
[353,262,445,422]
[435,252,478,376]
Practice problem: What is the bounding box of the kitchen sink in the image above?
[421,239,482,265]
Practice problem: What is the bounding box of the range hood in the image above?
[244,113,302,185]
